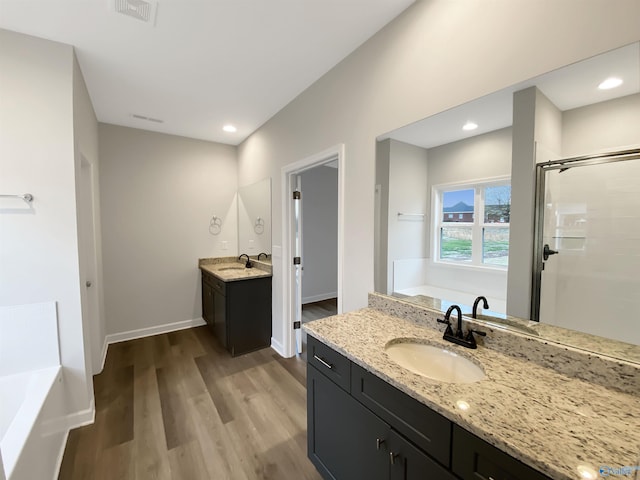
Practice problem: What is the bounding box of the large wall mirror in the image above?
[374,41,640,363]
[238,178,272,258]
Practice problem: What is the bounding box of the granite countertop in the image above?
[303,308,640,480]
[199,257,272,282]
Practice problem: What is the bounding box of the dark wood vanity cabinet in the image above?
[307,336,455,480]
[452,425,551,480]
[308,365,389,480]
[201,271,271,356]
[307,336,551,480]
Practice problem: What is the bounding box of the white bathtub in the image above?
[0,366,66,480]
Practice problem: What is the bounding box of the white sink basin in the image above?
[385,341,486,383]
[218,266,245,271]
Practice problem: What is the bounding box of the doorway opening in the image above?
[282,145,345,358]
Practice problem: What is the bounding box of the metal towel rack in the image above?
[397,212,425,220]
[0,193,34,204]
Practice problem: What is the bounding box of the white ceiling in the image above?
[381,42,640,149]
[0,0,414,145]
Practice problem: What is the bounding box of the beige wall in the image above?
[238,0,640,353]
[98,124,238,336]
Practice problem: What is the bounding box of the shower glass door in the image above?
[534,151,640,345]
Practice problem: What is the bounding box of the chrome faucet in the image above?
[437,304,486,349]
[472,296,489,319]
[238,254,252,268]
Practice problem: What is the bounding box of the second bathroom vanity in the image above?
[200,257,272,356]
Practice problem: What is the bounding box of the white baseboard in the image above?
[270,337,287,357]
[302,292,337,305]
[53,428,70,480]
[99,336,108,373]
[54,400,95,480]
[66,398,96,430]
[105,317,206,346]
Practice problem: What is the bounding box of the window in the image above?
[434,180,510,267]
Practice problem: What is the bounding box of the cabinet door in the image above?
[452,425,551,480]
[351,364,452,467]
[308,364,389,480]
[202,280,213,326]
[226,277,271,356]
[388,430,457,480]
[212,288,227,347]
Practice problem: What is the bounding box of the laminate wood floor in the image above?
[301,298,337,324]
[58,326,322,480]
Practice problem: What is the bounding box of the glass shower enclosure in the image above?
[532,148,640,345]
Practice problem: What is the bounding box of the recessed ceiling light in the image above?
[223,124,237,133]
[598,77,623,90]
[462,121,478,131]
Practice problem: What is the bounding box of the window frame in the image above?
[432,176,510,269]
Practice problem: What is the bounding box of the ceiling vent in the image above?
[114,0,158,25]
[131,114,164,123]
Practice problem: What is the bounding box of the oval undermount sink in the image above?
[218,266,245,271]
[385,341,486,383]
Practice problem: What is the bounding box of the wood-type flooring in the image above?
[301,298,338,324]
[58,326,322,480]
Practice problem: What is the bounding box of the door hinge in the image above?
[293,191,301,200]
[293,321,301,329]
[293,257,301,265]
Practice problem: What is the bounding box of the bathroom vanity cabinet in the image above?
[201,270,271,356]
[307,336,550,480]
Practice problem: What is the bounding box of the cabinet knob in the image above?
[389,452,400,465]
[376,438,385,450]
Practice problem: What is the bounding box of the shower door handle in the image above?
[543,244,558,261]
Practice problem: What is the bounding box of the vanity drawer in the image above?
[351,363,452,468]
[307,336,351,392]
[452,425,551,480]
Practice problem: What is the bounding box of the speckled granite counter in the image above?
[199,256,272,282]
[303,306,640,480]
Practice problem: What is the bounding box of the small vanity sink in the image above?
[385,341,486,383]
[218,266,245,271]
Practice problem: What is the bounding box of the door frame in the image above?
[281,144,345,357]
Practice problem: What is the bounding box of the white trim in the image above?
[66,398,96,430]
[302,292,338,304]
[281,144,345,357]
[270,337,285,357]
[53,429,70,480]
[105,317,206,345]
[99,335,108,373]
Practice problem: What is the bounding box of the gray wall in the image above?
[508,87,563,317]
[387,140,428,293]
[563,92,640,156]
[99,124,238,336]
[0,29,93,418]
[300,166,338,303]
[236,0,639,352]
[73,52,105,377]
